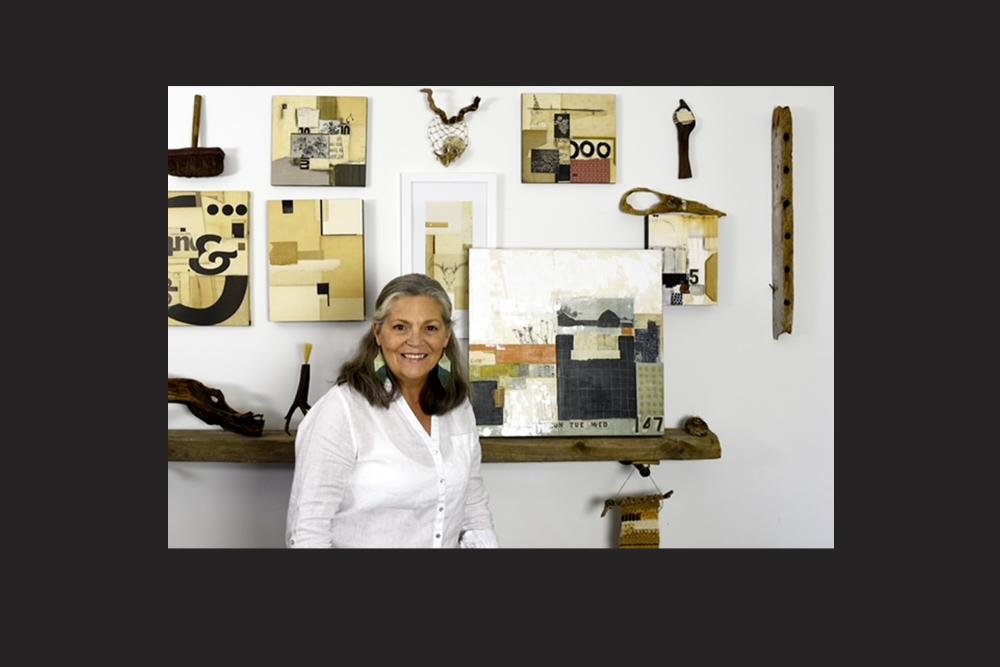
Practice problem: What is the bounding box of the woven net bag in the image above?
[420,88,480,167]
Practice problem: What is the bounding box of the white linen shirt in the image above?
[286,383,499,548]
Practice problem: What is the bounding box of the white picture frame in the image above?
[400,172,498,339]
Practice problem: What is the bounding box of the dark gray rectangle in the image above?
[334,163,366,186]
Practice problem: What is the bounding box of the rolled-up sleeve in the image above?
[286,390,356,548]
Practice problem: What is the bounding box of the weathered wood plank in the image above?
[168,430,293,463]
[772,106,794,339]
[168,425,722,464]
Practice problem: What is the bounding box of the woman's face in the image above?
[374,295,451,390]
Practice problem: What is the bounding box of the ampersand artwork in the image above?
[167,191,252,326]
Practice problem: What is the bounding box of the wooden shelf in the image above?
[168,419,721,464]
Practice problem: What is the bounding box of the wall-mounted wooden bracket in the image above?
[772,106,794,339]
[619,461,656,477]
[168,416,721,464]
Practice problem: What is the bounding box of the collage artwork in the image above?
[168,92,728,435]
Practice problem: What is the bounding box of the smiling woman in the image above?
[285,273,499,549]
[373,294,452,425]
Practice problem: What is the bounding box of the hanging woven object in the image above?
[419,88,480,167]
[602,464,673,548]
[611,494,670,548]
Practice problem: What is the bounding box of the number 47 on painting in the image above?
[640,416,664,431]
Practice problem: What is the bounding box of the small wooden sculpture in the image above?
[618,187,726,218]
[167,378,264,437]
[283,343,313,435]
[168,95,225,177]
[419,88,481,166]
[673,99,696,179]
[684,416,708,437]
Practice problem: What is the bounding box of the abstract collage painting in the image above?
[401,173,496,341]
[271,96,368,186]
[267,199,365,321]
[424,199,473,318]
[468,249,663,436]
[646,212,720,306]
[521,93,616,184]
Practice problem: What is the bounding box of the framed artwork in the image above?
[400,173,498,339]
[521,93,616,184]
[468,249,664,437]
[168,191,251,326]
[266,199,366,321]
[271,96,368,186]
[646,212,720,306]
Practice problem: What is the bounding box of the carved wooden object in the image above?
[167,94,225,177]
[168,378,264,437]
[772,106,794,339]
[618,187,726,218]
[673,99,695,178]
[283,343,312,435]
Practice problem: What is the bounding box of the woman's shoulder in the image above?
[313,382,370,412]
[296,383,373,436]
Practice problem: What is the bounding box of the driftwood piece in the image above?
[168,378,264,437]
[419,88,481,124]
[602,491,673,517]
[673,99,696,179]
[618,187,726,218]
[772,106,794,339]
[168,420,722,463]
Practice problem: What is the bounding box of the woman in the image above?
[286,273,499,548]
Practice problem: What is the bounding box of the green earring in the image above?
[374,348,389,383]
[437,352,453,388]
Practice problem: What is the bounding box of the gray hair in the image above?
[372,273,454,330]
[337,274,470,413]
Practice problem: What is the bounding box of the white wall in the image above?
[167,85,834,548]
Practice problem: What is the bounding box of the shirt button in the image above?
[435,533,441,538]
[439,478,445,484]
[438,507,444,512]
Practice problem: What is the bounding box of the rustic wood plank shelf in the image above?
[167,418,721,464]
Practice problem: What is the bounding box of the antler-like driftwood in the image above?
[420,88,480,124]
[618,187,727,218]
[601,491,674,517]
[168,378,264,437]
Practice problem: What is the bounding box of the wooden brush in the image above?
[168,94,225,177]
